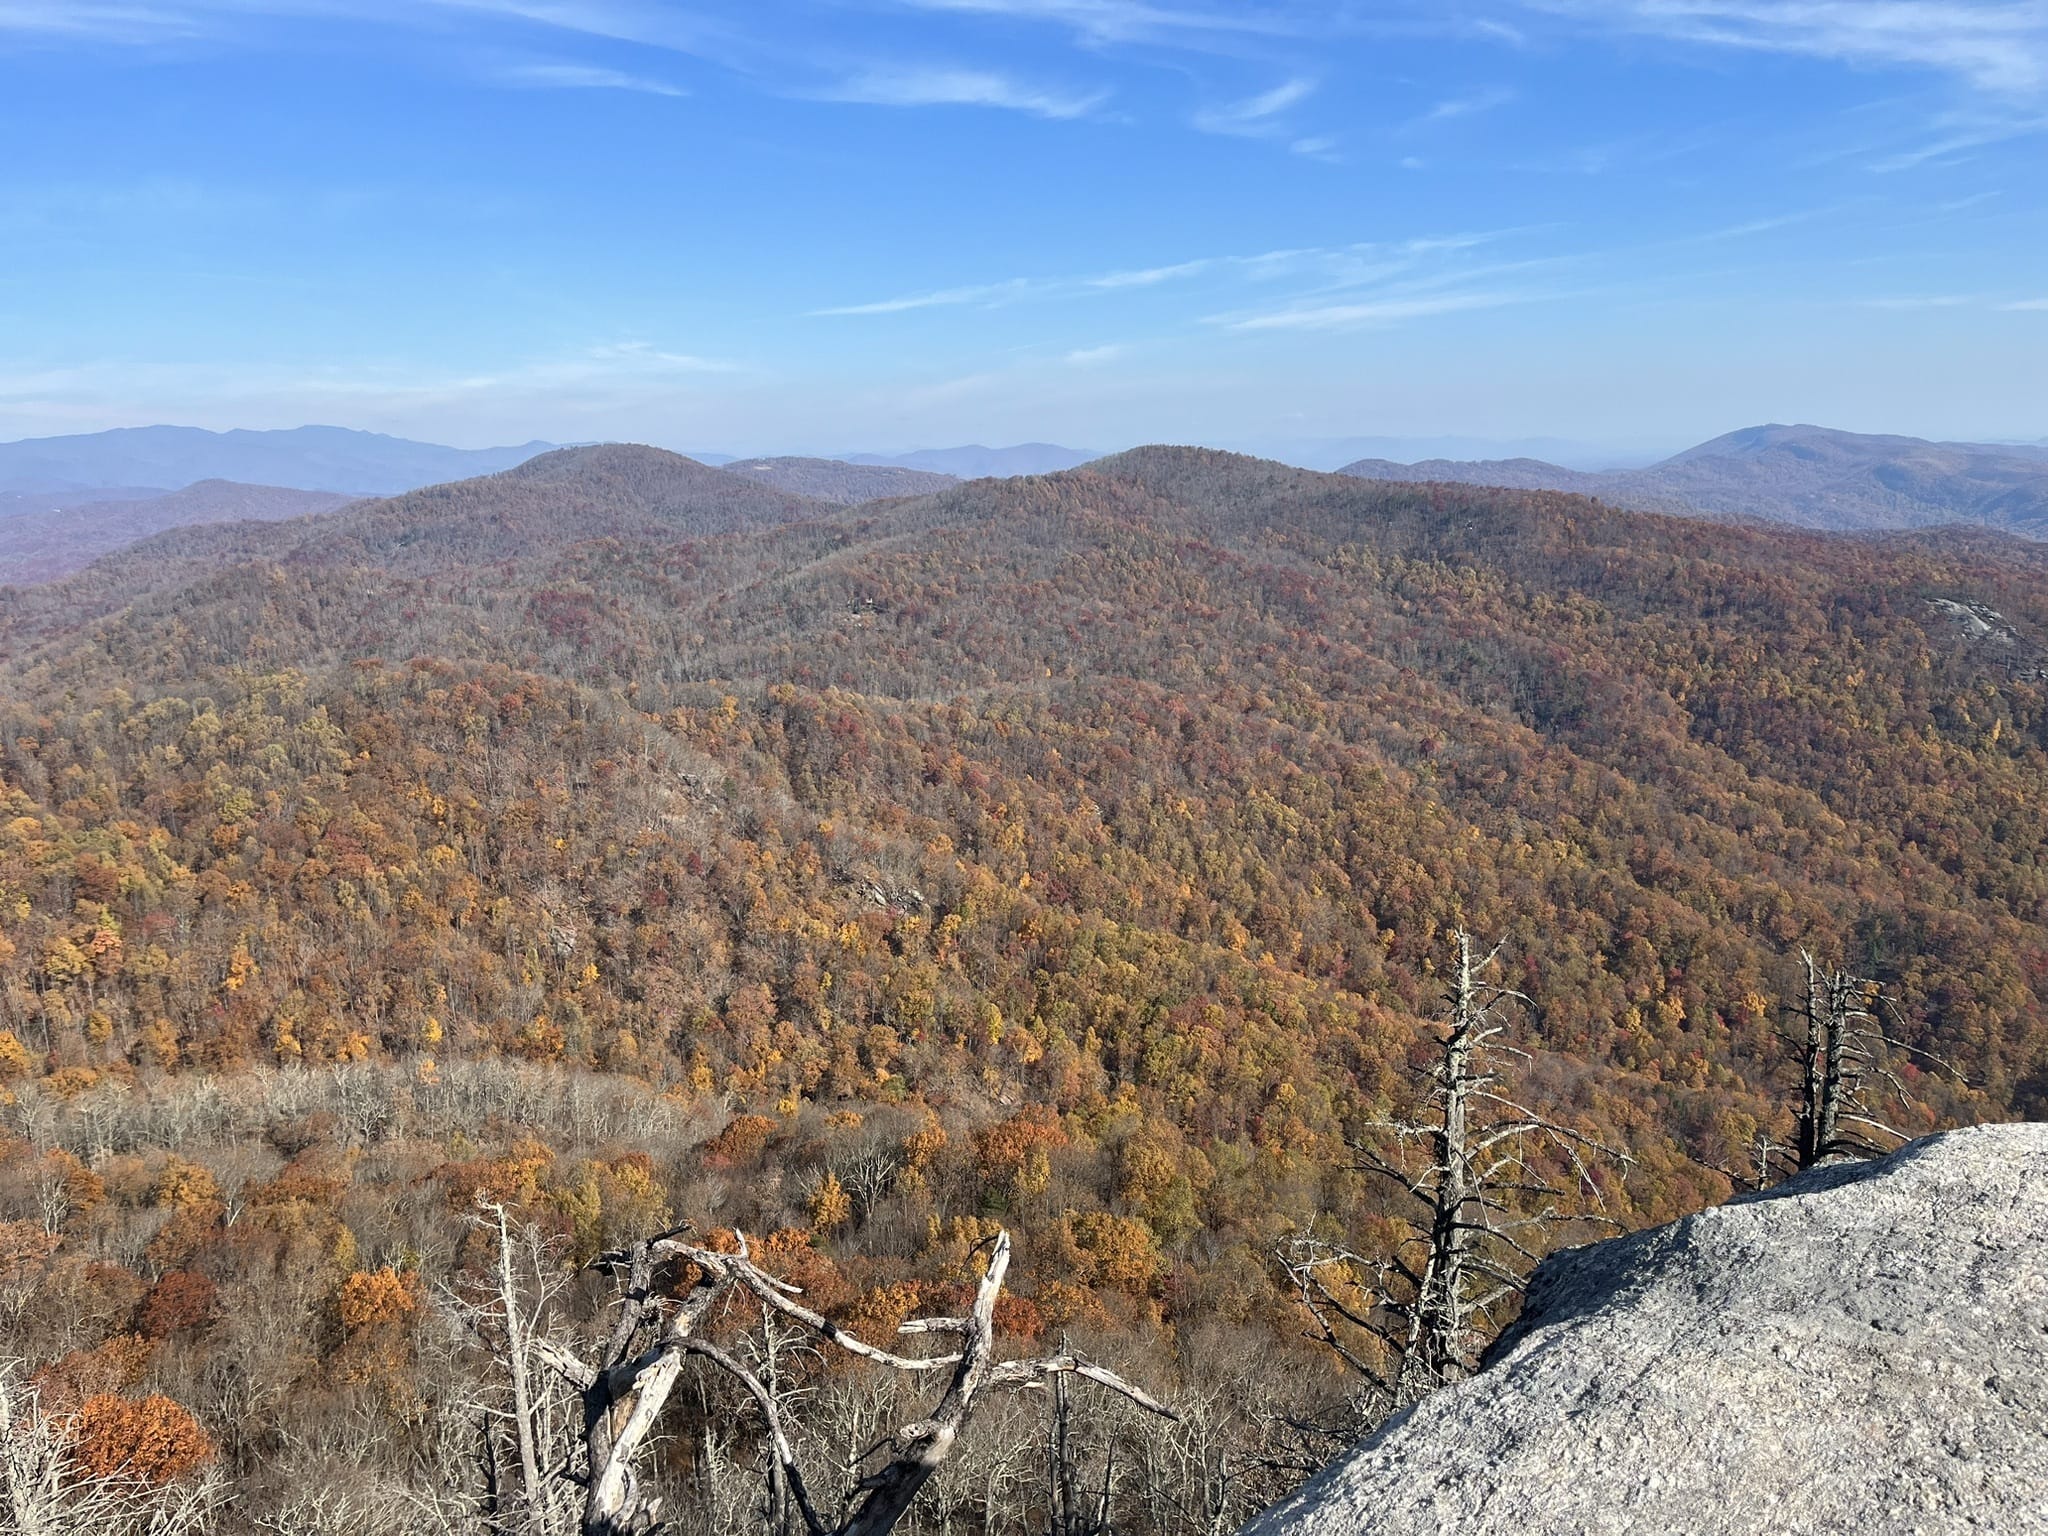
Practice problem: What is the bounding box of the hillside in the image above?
[0,423,557,496]
[8,444,2045,1131]
[0,445,2043,1530]
[722,455,960,503]
[295,441,833,564]
[0,480,355,587]
[1341,424,2048,536]
[843,442,1100,477]
[0,443,839,657]
[1246,1123,2048,1535]
[1338,455,1607,495]
[1,486,166,517]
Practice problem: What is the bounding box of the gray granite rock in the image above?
[1244,1124,2048,1536]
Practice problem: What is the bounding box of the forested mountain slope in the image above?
[722,455,959,503]
[0,442,836,643]
[5,442,2045,1144]
[1336,455,1608,495]
[1342,423,2048,536]
[292,442,833,569]
[0,480,355,587]
[844,442,1099,477]
[0,445,2042,1529]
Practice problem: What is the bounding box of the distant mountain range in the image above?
[0,425,558,498]
[9,424,2048,592]
[104,446,822,591]
[0,426,1100,500]
[838,444,1100,478]
[1341,424,2048,538]
[1224,435,1667,472]
[723,457,959,504]
[0,481,355,586]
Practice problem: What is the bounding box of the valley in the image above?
[0,443,2041,1525]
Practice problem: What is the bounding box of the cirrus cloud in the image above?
[1523,1,2048,94]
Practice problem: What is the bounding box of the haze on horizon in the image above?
[2,1,2045,457]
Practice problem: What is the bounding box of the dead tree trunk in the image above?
[1784,951,1956,1176]
[527,1226,1174,1536]
[1282,929,1625,1406]
[492,1202,551,1536]
[457,1198,580,1536]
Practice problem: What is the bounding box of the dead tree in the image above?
[451,1199,583,1536]
[1783,951,1956,1174]
[1281,930,1623,1406]
[526,1225,1174,1536]
[1043,1359,1118,1536]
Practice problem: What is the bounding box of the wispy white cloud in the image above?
[811,239,1497,319]
[1218,289,1534,332]
[816,64,1108,117]
[814,235,1536,340]
[0,0,733,55]
[494,60,685,94]
[1407,85,1515,129]
[813,278,1039,316]
[1191,75,1316,134]
[1861,293,1977,307]
[0,342,745,423]
[565,341,738,375]
[1525,2,2048,94]
[1084,260,1215,289]
[0,2,198,40]
[406,0,726,55]
[278,340,742,397]
[1693,206,1839,239]
[1866,106,2048,167]
[0,351,783,450]
[1064,343,1128,364]
[1190,75,1342,155]
[1836,293,2048,312]
[0,340,744,432]
[1466,15,1533,46]
[1194,231,1581,332]
[889,0,1300,45]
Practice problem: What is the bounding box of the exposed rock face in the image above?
[1245,1125,2048,1536]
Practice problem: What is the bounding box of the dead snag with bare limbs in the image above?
[526,1224,1175,1536]
[450,1198,583,1536]
[1784,950,1960,1176]
[1280,929,1627,1407]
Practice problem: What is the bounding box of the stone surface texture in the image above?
[1243,1123,2048,1536]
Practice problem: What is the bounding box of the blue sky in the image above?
[2,1,2045,460]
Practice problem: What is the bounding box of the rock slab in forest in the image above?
[1243,1123,2048,1535]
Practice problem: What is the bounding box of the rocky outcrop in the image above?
[1245,1124,2048,1535]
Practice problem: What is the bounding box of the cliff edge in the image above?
[1244,1123,2048,1535]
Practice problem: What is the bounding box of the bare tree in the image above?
[522,1225,1174,1536]
[448,1199,583,1536]
[1784,951,1957,1174]
[1281,930,1624,1406]
[832,1145,901,1227]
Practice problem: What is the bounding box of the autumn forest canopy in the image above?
[0,443,2043,1530]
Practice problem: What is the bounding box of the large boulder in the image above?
[1244,1124,2048,1535]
